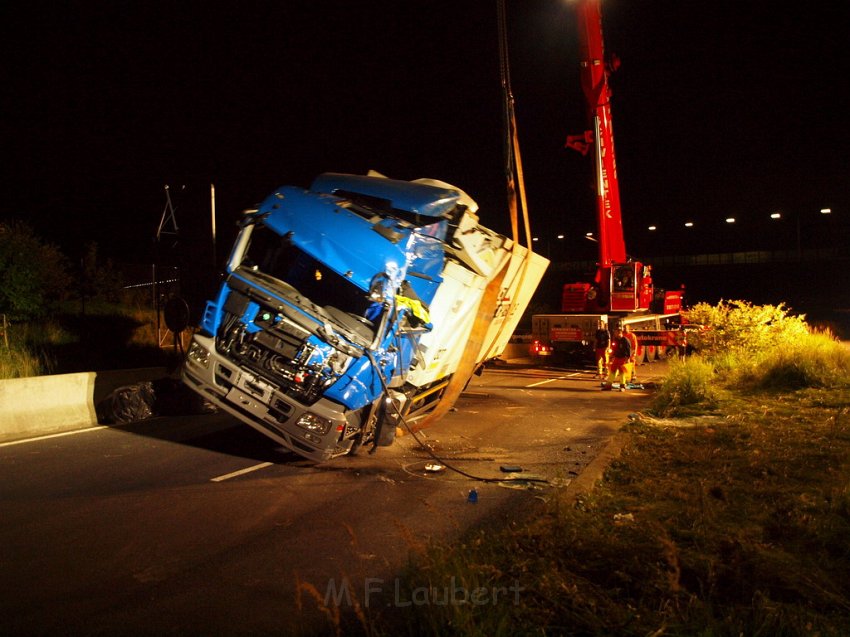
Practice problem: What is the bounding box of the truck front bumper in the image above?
[181,334,354,462]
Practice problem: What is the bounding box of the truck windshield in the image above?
[238,225,378,340]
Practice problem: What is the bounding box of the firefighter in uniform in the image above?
[623,324,639,386]
[602,327,632,391]
[593,320,610,379]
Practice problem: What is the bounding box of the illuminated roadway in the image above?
[0,359,668,635]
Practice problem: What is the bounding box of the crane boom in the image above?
[564,0,651,313]
[574,0,625,266]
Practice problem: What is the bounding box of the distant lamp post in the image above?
[648,225,657,231]
[820,208,832,214]
[770,212,782,219]
[725,217,735,224]
[684,222,694,228]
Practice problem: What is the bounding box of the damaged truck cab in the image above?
[182,173,547,462]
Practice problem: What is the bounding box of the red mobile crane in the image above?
[531,0,683,362]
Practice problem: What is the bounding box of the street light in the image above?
[771,207,835,259]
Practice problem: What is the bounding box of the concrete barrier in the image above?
[0,367,169,444]
[0,372,98,442]
[497,342,531,362]
[0,347,541,444]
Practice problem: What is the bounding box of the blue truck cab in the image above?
[182,173,547,462]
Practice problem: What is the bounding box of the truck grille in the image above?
[216,309,328,405]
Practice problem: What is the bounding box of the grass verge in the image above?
[0,302,169,378]
[352,322,850,636]
[363,385,850,636]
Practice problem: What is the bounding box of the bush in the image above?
[687,300,809,360]
[0,220,72,320]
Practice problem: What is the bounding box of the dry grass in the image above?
[365,386,850,636]
[357,306,850,635]
[0,302,167,378]
[308,307,850,635]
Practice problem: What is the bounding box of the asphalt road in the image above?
[0,359,669,635]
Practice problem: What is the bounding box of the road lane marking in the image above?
[210,462,273,482]
[525,373,579,388]
[0,426,109,448]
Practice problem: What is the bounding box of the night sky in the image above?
[2,0,848,267]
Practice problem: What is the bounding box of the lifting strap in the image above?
[498,0,533,250]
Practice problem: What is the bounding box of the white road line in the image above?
[0,426,109,448]
[210,462,274,482]
[525,372,580,388]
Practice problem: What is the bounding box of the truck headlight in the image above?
[187,341,211,368]
[295,413,332,435]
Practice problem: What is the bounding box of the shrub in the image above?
[0,220,72,320]
[687,300,809,360]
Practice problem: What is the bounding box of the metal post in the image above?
[211,183,217,267]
